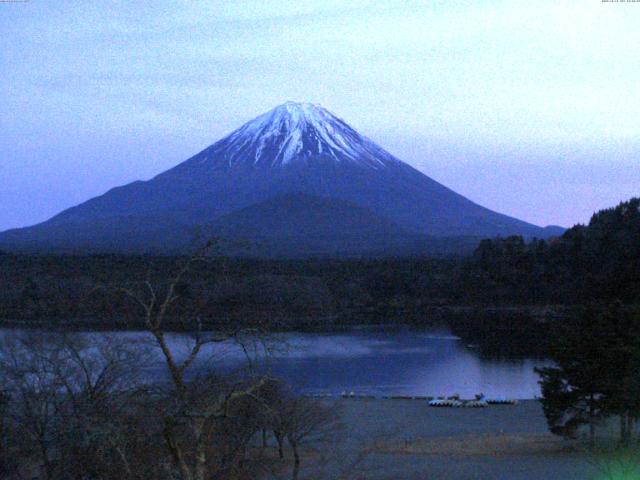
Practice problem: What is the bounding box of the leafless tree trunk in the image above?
[290,438,300,480]
[275,431,284,459]
[0,331,150,480]
[115,243,271,480]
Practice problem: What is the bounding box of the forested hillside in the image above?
[1,198,638,330]
[468,197,640,304]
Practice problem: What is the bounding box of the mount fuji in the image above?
[0,102,562,256]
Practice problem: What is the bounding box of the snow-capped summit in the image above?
[201,101,400,169]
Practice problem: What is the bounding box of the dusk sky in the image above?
[2,0,639,231]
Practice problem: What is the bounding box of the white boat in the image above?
[486,397,518,405]
[462,400,488,408]
[428,398,463,407]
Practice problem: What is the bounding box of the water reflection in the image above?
[250,328,548,399]
[0,326,549,399]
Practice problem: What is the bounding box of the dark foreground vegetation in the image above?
[0,331,340,480]
[0,198,639,479]
[0,251,341,480]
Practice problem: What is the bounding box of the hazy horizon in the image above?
[2,0,639,231]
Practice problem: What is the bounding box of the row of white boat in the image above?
[427,395,518,407]
[304,392,518,407]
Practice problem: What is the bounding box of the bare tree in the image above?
[1,245,334,480]
[284,398,339,480]
[259,381,340,480]
[0,331,151,480]
[115,244,273,480]
[51,334,152,480]
[0,384,18,478]
[0,333,62,480]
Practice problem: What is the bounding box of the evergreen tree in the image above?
[537,304,640,445]
[536,306,612,444]
[599,304,640,444]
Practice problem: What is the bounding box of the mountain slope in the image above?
[209,192,420,257]
[0,102,560,256]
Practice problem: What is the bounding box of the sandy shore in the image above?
[370,432,577,456]
[294,399,605,480]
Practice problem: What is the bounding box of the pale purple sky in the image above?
[2,0,639,230]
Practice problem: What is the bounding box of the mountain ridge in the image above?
[0,102,563,256]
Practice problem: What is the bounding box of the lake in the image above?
[235,327,549,399]
[1,325,548,399]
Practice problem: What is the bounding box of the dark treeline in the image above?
[0,254,460,328]
[446,308,558,358]
[3,199,639,325]
[525,199,640,446]
[1,198,639,360]
[453,198,640,358]
[469,197,640,304]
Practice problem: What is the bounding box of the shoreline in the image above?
[304,398,607,479]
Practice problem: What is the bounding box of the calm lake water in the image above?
[0,326,549,399]
[242,327,549,399]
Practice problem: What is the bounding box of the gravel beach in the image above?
[298,399,603,479]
